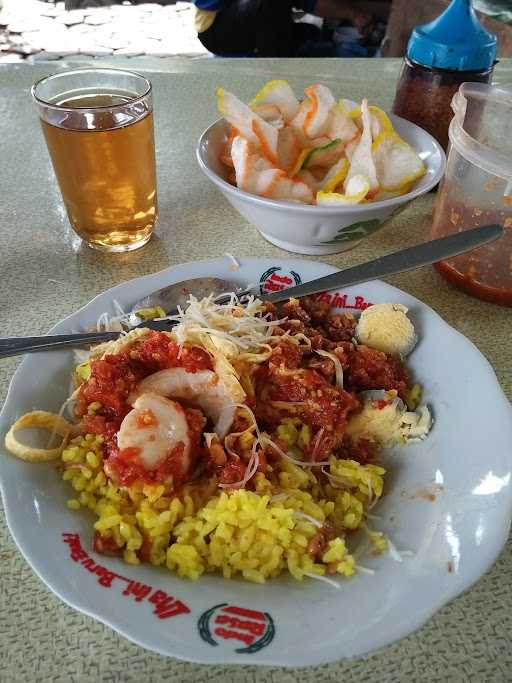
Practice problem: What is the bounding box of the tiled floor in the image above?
[0,0,208,62]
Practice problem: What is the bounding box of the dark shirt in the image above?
[193,0,317,10]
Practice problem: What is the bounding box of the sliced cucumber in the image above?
[302,139,344,169]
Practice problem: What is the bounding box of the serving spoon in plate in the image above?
[0,224,503,359]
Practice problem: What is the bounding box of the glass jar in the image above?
[392,0,496,151]
[430,82,512,306]
[393,57,492,151]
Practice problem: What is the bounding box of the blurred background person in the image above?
[193,0,375,57]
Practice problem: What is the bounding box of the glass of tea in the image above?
[32,68,157,252]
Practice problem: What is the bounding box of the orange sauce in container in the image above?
[429,82,512,307]
[431,202,512,306]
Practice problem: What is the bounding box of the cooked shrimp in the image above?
[117,393,191,471]
[130,368,235,425]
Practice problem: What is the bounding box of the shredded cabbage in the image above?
[315,349,344,389]
[165,293,286,358]
[261,435,329,468]
[303,572,341,589]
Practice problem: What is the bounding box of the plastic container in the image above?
[393,0,497,150]
[430,82,512,306]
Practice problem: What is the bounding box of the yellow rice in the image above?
[62,425,386,583]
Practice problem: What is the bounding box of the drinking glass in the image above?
[32,68,158,252]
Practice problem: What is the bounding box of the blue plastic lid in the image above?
[407,0,497,71]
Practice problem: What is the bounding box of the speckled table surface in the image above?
[0,58,511,682]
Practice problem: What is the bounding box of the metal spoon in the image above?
[125,277,253,328]
[0,277,253,359]
[0,224,503,359]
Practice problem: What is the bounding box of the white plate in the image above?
[1,256,511,667]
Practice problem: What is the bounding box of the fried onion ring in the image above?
[4,411,71,462]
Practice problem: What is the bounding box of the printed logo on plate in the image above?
[259,267,301,296]
[198,603,275,654]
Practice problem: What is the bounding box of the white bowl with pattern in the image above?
[196,117,445,255]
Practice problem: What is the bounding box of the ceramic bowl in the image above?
[196,115,445,255]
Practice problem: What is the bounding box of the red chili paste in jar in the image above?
[431,202,512,306]
[393,59,492,151]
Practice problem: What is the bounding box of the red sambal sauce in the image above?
[217,457,246,486]
[254,340,358,460]
[76,332,212,422]
[76,332,212,483]
[262,338,407,416]
[345,345,409,400]
[105,407,206,488]
[131,334,213,374]
[255,313,411,461]
[106,442,187,488]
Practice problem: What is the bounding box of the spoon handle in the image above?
[0,285,258,359]
[0,331,120,359]
[264,224,504,304]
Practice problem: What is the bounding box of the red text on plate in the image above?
[62,533,190,621]
[314,292,373,310]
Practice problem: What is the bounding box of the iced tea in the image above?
[33,70,157,252]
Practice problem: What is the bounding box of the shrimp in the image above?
[117,393,191,472]
[130,368,237,426]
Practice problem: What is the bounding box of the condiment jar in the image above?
[430,82,512,306]
[392,0,497,150]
